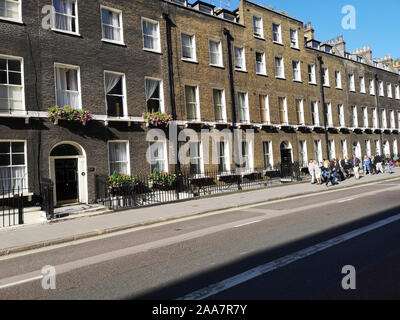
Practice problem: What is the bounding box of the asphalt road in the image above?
[1,178,400,300]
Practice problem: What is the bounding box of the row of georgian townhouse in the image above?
[0,0,399,205]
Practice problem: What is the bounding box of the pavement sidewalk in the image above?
[1,170,399,256]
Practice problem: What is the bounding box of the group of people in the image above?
[308,154,396,187]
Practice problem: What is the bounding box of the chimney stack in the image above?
[304,21,314,41]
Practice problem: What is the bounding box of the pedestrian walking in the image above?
[314,160,322,185]
[352,154,361,179]
[363,155,371,175]
[375,154,384,174]
[308,159,316,184]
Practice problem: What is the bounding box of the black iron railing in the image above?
[41,179,54,220]
[96,164,304,211]
[0,187,24,228]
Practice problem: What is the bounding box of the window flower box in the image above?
[47,106,92,126]
[143,111,173,128]
[149,169,177,191]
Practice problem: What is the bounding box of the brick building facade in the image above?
[0,0,399,205]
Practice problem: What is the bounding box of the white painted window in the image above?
[387,83,393,98]
[369,79,375,95]
[290,29,299,48]
[275,57,285,78]
[101,7,123,44]
[55,63,81,109]
[263,141,273,170]
[108,141,130,175]
[185,85,200,121]
[292,60,301,82]
[322,68,329,87]
[380,109,387,129]
[209,40,223,67]
[0,140,27,191]
[329,140,336,160]
[360,76,366,93]
[298,140,308,167]
[326,103,333,126]
[181,33,196,61]
[379,81,384,97]
[398,111,400,129]
[335,71,342,89]
[372,108,378,128]
[338,104,345,127]
[0,0,21,22]
[349,74,355,92]
[308,64,316,84]
[351,105,358,127]
[217,141,230,173]
[361,106,368,128]
[189,141,203,175]
[272,23,282,43]
[390,110,395,129]
[105,71,126,117]
[259,94,270,124]
[238,92,249,123]
[278,96,288,124]
[234,47,246,71]
[142,18,161,52]
[365,140,371,157]
[395,85,400,100]
[295,99,304,125]
[52,0,79,34]
[341,140,348,158]
[393,139,398,157]
[213,88,226,122]
[311,101,319,126]
[0,55,24,112]
[253,16,263,38]
[375,140,381,155]
[256,52,266,75]
[241,140,254,171]
[149,140,168,173]
[145,77,164,113]
[314,140,323,162]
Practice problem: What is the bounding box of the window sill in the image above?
[323,85,331,88]
[309,82,317,86]
[102,39,126,47]
[256,73,268,77]
[254,35,265,41]
[273,41,284,46]
[0,17,24,25]
[143,48,162,55]
[293,79,302,83]
[290,46,300,51]
[182,58,199,64]
[210,64,225,69]
[235,69,248,73]
[275,76,286,80]
[52,28,82,38]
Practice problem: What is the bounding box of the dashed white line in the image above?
[337,198,354,203]
[234,220,261,228]
[0,275,43,290]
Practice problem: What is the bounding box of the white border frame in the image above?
[107,140,131,176]
[0,54,25,112]
[104,70,127,117]
[0,0,23,24]
[51,0,80,36]
[54,62,82,109]
[100,5,125,46]
[141,17,161,54]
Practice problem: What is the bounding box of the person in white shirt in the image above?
[313,160,322,185]
[308,159,316,184]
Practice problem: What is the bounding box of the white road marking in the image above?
[0,275,43,290]
[337,198,354,203]
[234,220,261,228]
[177,213,400,300]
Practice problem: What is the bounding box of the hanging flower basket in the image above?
[106,171,148,196]
[149,169,177,191]
[47,105,92,126]
[143,111,173,128]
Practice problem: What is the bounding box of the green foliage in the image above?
[47,105,92,125]
[149,168,177,190]
[142,111,173,127]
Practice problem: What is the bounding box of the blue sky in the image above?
[193,0,400,60]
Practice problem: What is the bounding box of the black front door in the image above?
[281,149,292,164]
[55,158,78,205]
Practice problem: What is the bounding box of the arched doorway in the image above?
[280,141,293,164]
[49,142,88,206]
[352,141,361,159]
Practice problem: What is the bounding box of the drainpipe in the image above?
[163,13,181,175]
[318,56,330,160]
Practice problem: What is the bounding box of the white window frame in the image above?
[349,74,355,92]
[100,6,124,45]
[359,76,366,93]
[104,71,127,117]
[189,141,204,175]
[372,107,378,128]
[149,140,168,173]
[217,140,231,173]
[375,140,381,155]
[290,28,299,49]
[351,105,358,127]
[398,111,400,129]
[322,68,330,87]
[52,0,80,35]
[54,63,82,109]
[295,99,305,125]
[263,141,273,170]
[326,103,333,126]
[181,32,197,62]
[0,139,28,191]
[338,104,345,127]
[365,140,371,157]
[212,88,227,122]
[107,140,130,175]
[341,139,348,158]
[395,85,400,100]
[275,56,285,79]
[308,64,316,84]
[380,108,387,129]
[238,92,250,123]
[145,77,164,113]
[361,106,368,128]
[329,140,336,160]
[292,60,301,82]
[184,85,200,121]
[369,79,375,96]
[209,39,223,67]
[253,16,264,39]
[0,0,22,23]
[311,101,319,126]
[387,83,393,98]
[298,140,308,167]
[379,81,384,97]
[141,17,161,53]
[272,23,282,44]
[314,140,323,162]
[335,71,342,89]
[241,140,254,172]
[390,110,395,129]
[0,54,25,112]
[278,96,288,124]
[255,51,266,75]
[259,94,270,124]
[234,46,246,71]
